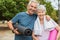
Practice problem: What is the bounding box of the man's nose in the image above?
[32,7,35,10]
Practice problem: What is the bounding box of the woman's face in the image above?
[37,9,45,19]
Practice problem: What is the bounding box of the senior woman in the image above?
[32,5,60,40]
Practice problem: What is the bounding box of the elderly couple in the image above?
[7,1,60,40]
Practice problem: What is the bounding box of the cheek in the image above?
[27,6,31,10]
[35,9,37,12]
[34,8,37,10]
[43,12,46,15]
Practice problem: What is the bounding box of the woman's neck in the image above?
[39,17,44,25]
[39,17,44,21]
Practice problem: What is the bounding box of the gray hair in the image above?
[28,0,39,6]
[37,5,46,12]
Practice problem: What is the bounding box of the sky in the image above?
[46,0,58,10]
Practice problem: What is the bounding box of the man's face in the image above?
[27,2,37,15]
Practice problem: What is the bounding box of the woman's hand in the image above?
[56,26,60,40]
[56,31,60,40]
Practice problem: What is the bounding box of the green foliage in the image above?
[0,0,58,22]
[45,2,54,16]
[0,0,29,20]
[51,10,58,22]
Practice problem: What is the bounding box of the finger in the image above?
[13,29,19,34]
[15,28,18,30]
[15,31,20,34]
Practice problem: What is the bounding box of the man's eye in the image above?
[31,6,33,7]
[34,7,36,9]
[39,12,41,13]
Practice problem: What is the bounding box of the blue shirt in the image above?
[11,12,37,40]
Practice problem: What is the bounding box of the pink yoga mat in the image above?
[48,29,58,40]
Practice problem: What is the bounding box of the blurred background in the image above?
[0,0,60,40]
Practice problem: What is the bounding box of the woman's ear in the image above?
[27,6,28,10]
[27,5,29,10]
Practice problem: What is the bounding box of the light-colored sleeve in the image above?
[44,18,58,31]
[50,19,58,27]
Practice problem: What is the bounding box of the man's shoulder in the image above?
[17,12,26,16]
[33,14,37,17]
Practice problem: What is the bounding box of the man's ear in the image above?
[27,5,29,10]
[46,15,51,21]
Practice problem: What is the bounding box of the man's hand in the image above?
[32,32,38,40]
[12,28,21,35]
[46,15,51,21]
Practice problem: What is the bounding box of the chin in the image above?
[30,12,34,14]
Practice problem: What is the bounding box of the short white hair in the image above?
[37,5,46,12]
[28,0,39,6]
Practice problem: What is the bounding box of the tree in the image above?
[0,0,29,20]
[51,10,58,22]
[0,0,58,22]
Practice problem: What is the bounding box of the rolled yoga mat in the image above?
[48,29,58,40]
[13,24,32,36]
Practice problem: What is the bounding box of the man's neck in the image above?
[26,11,33,15]
[26,11,29,14]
